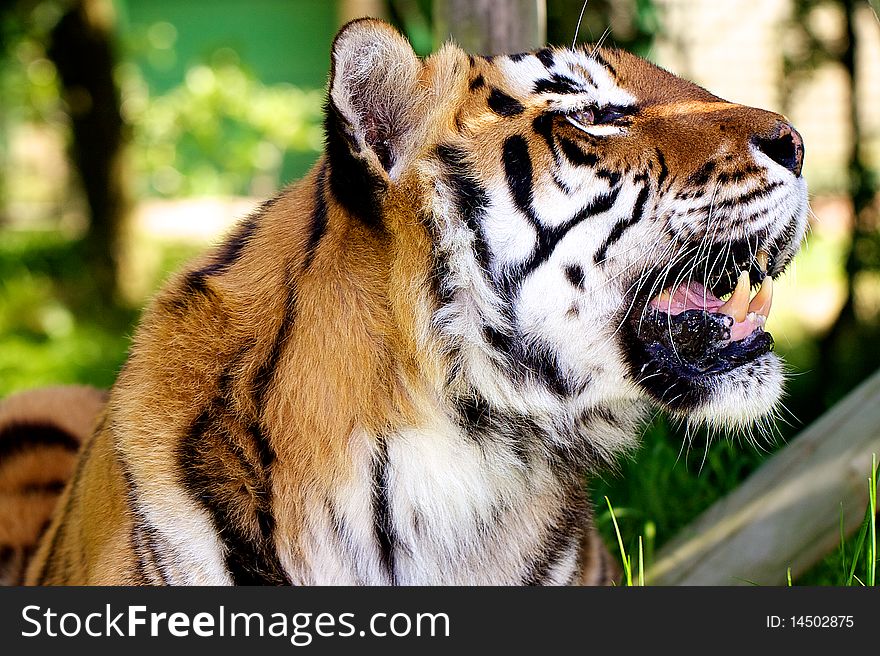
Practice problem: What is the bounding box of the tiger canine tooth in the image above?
[747,275,773,318]
[718,270,750,322]
[654,289,674,310]
[756,250,769,274]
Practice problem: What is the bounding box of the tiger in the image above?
[0,18,807,585]
[0,385,107,585]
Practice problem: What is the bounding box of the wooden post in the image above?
[433,0,547,54]
[648,368,880,586]
[48,0,128,306]
[338,0,387,24]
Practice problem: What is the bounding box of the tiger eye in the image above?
[571,108,595,126]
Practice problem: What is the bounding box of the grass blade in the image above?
[606,496,632,586]
[839,503,847,583]
[868,454,876,586]
[638,536,645,587]
[846,454,878,586]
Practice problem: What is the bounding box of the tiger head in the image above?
[327,20,807,459]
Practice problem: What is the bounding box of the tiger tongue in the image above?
[650,273,775,343]
[650,281,724,315]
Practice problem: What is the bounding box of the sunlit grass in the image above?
[841,454,877,586]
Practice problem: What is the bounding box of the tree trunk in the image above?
[339,0,387,24]
[48,0,127,306]
[814,0,880,407]
[433,0,547,54]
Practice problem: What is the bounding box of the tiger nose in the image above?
[751,121,804,177]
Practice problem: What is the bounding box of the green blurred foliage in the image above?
[0,231,136,397]
[0,1,65,123]
[120,56,324,198]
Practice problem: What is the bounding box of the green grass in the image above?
[592,415,769,564]
[840,454,876,586]
[603,453,879,586]
[606,496,646,586]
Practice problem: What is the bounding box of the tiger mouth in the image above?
[624,247,777,394]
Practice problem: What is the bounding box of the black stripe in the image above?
[168,212,261,311]
[552,171,574,195]
[593,184,650,264]
[482,324,518,361]
[595,168,622,186]
[487,88,525,117]
[558,136,599,167]
[194,213,260,280]
[503,134,534,215]
[132,522,172,585]
[252,271,297,408]
[324,100,387,227]
[715,181,783,210]
[454,393,537,469]
[304,162,328,267]
[591,50,617,78]
[502,133,621,280]
[19,480,67,495]
[579,405,618,426]
[688,159,717,186]
[372,439,396,584]
[509,52,528,62]
[716,169,748,185]
[532,112,557,154]
[435,144,492,271]
[526,343,572,397]
[468,74,485,90]
[533,74,582,95]
[424,208,457,307]
[130,527,151,585]
[164,269,218,314]
[0,421,80,461]
[525,187,620,276]
[483,322,573,398]
[655,148,669,190]
[119,459,173,585]
[564,264,586,289]
[220,351,279,523]
[429,247,457,307]
[178,406,288,586]
[536,48,555,68]
[523,497,585,585]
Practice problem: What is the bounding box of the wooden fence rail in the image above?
[649,368,880,585]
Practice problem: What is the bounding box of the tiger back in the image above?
[4,19,807,585]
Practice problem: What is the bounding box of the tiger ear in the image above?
[327,19,424,179]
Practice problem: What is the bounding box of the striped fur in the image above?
[0,386,106,585]
[5,20,807,585]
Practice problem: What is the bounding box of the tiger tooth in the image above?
[654,289,673,311]
[748,275,773,318]
[756,250,769,274]
[718,270,750,322]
